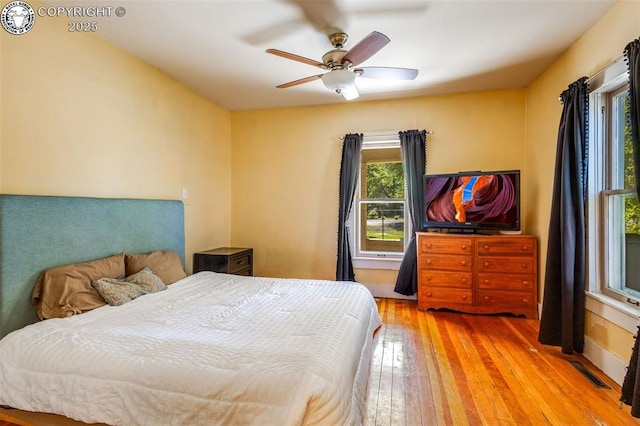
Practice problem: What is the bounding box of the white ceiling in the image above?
[49,0,617,111]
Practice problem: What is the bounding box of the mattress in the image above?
[0,272,382,425]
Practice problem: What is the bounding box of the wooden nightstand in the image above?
[193,247,253,276]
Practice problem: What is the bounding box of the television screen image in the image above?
[423,170,520,231]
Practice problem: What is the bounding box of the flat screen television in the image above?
[422,169,521,232]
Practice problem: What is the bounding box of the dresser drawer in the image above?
[477,273,535,291]
[420,236,472,255]
[476,290,535,309]
[477,257,534,274]
[419,254,472,271]
[476,237,536,257]
[420,270,472,289]
[420,287,473,305]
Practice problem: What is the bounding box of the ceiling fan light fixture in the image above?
[339,84,359,101]
[321,69,357,97]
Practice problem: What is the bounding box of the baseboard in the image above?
[362,283,417,300]
[583,336,627,386]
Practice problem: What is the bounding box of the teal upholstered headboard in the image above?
[0,195,185,338]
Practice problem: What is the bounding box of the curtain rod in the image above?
[339,130,434,140]
[558,56,626,101]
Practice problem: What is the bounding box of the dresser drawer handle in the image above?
[522,280,529,286]
[461,278,467,284]
[521,246,529,251]
[522,298,529,304]
[426,292,433,297]
[427,259,433,265]
[460,260,467,266]
[522,264,528,269]
[484,279,490,285]
[427,243,432,249]
[462,295,468,300]
[461,244,467,250]
[483,245,489,251]
[484,261,490,267]
[484,296,490,301]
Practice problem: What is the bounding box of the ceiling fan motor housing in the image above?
[322,49,349,69]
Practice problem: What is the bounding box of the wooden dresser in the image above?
[417,232,537,318]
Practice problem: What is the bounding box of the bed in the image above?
[0,195,381,425]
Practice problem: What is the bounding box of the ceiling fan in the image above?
[266,31,419,100]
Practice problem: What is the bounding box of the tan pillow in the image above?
[32,253,126,320]
[125,251,186,284]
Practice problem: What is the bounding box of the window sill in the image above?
[353,257,402,270]
[585,292,640,334]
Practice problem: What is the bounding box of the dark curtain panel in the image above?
[336,133,363,281]
[620,36,640,417]
[394,130,427,296]
[538,77,588,355]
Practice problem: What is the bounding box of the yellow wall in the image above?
[230,90,526,283]
[0,1,232,271]
[525,0,640,359]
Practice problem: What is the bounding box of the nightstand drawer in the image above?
[228,253,251,274]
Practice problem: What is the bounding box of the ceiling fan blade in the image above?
[266,49,325,68]
[355,67,419,80]
[276,74,324,89]
[342,31,390,66]
[286,0,345,34]
[244,18,306,45]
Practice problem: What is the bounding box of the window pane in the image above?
[612,91,633,190]
[366,162,404,199]
[607,193,640,297]
[359,201,405,253]
[625,195,640,294]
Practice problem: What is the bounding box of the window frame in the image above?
[350,133,410,270]
[586,56,640,316]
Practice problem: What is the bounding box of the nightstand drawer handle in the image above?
[236,260,245,265]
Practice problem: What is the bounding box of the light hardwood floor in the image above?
[366,298,640,426]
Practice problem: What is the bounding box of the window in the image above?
[351,134,409,268]
[588,58,639,306]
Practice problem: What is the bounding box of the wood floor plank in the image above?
[366,299,640,426]
[443,313,515,425]
[425,311,468,425]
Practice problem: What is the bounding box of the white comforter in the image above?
[0,272,381,425]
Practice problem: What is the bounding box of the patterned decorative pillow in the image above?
[92,278,145,306]
[125,267,167,293]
